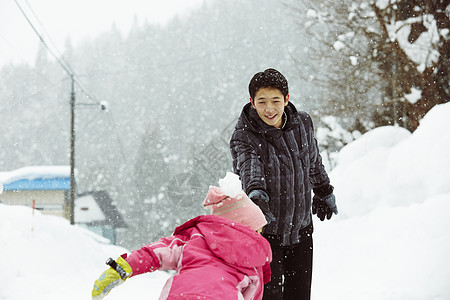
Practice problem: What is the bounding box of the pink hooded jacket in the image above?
[124,215,272,300]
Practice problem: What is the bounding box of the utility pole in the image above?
[69,76,76,225]
[14,0,103,225]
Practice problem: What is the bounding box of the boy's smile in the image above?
[251,87,289,128]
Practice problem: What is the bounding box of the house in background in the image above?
[0,166,72,218]
[0,166,127,245]
[75,190,127,245]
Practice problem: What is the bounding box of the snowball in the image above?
[218,172,243,198]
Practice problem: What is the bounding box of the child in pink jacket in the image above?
[92,175,272,300]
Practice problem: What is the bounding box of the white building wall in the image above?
[0,190,66,217]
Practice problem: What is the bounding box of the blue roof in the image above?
[2,178,71,191]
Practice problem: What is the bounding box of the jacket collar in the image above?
[237,102,300,139]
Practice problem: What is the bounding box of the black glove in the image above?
[248,189,276,224]
[312,193,338,221]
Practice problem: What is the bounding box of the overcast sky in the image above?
[0,0,208,67]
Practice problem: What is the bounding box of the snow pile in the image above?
[313,193,450,299]
[312,102,450,299]
[331,102,450,217]
[0,205,169,300]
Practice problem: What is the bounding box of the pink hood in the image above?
[176,215,270,268]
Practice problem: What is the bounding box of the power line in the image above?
[10,0,127,160]
[22,0,73,73]
[13,0,73,77]
[13,0,103,107]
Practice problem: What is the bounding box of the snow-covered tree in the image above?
[372,0,449,131]
[293,0,449,132]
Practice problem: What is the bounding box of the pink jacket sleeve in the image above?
[263,261,271,284]
[124,235,185,277]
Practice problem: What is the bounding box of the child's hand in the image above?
[92,256,132,299]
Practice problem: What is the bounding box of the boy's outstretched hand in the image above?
[248,189,276,224]
[92,256,132,300]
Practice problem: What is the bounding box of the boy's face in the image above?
[251,87,289,128]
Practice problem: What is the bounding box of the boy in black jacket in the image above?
[230,68,338,300]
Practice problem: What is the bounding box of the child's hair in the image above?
[248,68,289,100]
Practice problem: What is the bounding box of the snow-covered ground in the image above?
[1,102,449,299]
[0,204,170,300]
[313,102,450,299]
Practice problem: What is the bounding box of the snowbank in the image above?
[330,102,450,217]
[0,204,169,300]
[313,102,450,299]
[313,192,450,299]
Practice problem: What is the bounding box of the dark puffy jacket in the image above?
[230,102,330,246]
